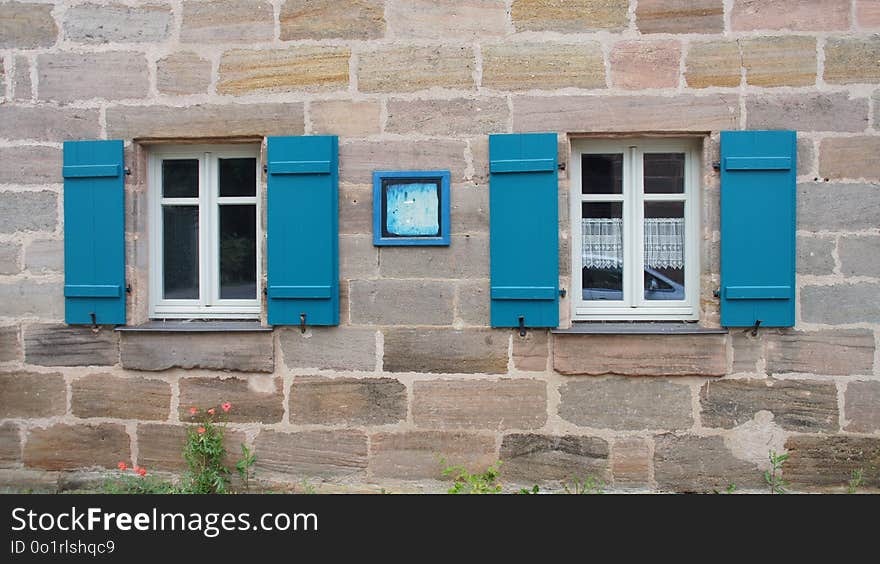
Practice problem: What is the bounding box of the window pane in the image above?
[644,201,685,301]
[582,154,623,195]
[219,158,257,197]
[219,205,257,300]
[163,206,199,299]
[582,202,623,301]
[383,182,440,237]
[162,159,199,198]
[644,153,685,194]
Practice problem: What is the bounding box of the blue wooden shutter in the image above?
[63,140,126,325]
[266,136,339,326]
[489,133,559,328]
[720,130,796,327]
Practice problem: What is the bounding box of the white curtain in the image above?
[582,218,684,269]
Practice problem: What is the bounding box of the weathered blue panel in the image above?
[63,140,126,325]
[489,133,559,328]
[266,136,339,326]
[720,130,796,327]
[385,183,440,236]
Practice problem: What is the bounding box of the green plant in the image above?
[847,469,864,494]
[562,476,605,494]
[296,479,317,495]
[442,460,503,494]
[764,450,789,494]
[181,402,255,494]
[518,485,540,495]
[713,483,737,494]
[102,462,178,494]
[235,444,256,493]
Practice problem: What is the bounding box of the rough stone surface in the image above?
[797,183,880,231]
[281,0,385,40]
[0,191,56,233]
[0,326,20,362]
[797,236,835,275]
[451,184,489,233]
[824,36,880,84]
[350,281,454,326]
[765,330,874,376]
[513,94,739,132]
[858,1,880,28]
[554,334,727,376]
[512,330,548,372]
[338,185,372,233]
[63,3,172,44]
[0,371,65,418]
[482,42,605,91]
[0,2,57,49]
[254,430,368,478]
[636,0,723,34]
[610,40,681,90]
[13,55,31,100]
[358,46,474,93]
[178,376,284,423]
[820,137,880,180]
[0,423,20,467]
[839,236,880,277]
[23,424,130,471]
[386,0,507,40]
[511,0,628,32]
[0,105,101,142]
[742,37,817,87]
[386,98,508,136]
[181,0,274,43]
[378,235,489,279]
[559,379,694,430]
[700,378,838,432]
[107,103,305,139]
[369,431,496,479]
[456,279,490,326]
[24,324,118,367]
[24,239,62,273]
[340,140,467,183]
[120,332,274,373]
[137,424,245,471]
[38,52,149,102]
[500,434,610,483]
[72,374,170,421]
[156,52,212,95]
[290,376,406,425]
[654,434,764,492]
[311,100,381,136]
[684,41,742,88]
[412,379,547,430]
[785,436,880,488]
[731,0,851,32]
[0,146,61,185]
[383,328,508,374]
[746,93,869,132]
[0,241,19,274]
[844,381,880,433]
[218,47,350,95]
[339,235,378,279]
[0,281,63,319]
[281,327,376,372]
[611,438,651,486]
[801,284,880,324]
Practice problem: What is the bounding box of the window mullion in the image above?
[634,147,647,309]
[200,153,211,310]
[625,145,638,309]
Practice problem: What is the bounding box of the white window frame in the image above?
[570,138,701,321]
[148,144,262,319]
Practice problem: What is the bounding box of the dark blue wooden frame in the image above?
[372,170,451,246]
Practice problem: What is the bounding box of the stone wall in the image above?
[0,0,879,492]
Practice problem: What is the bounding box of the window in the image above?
[148,144,261,318]
[570,138,700,321]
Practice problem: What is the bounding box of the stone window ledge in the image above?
[552,322,727,335]
[115,320,272,333]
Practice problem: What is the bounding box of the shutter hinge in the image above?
[559,288,567,298]
[713,288,720,298]
[125,284,132,294]
[712,161,721,171]
[124,167,132,176]
[557,162,566,171]
[263,164,268,174]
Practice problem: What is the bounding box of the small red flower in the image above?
[207,408,215,415]
[221,402,232,413]
[189,407,198,415]
[197,426,206,434]
[136,467,147,477]
[117,461,127,471]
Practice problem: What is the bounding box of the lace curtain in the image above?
[582,218,684,269]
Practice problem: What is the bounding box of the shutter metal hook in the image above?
[89,312,99,334]
[518,316,526,338]
[300,313,307,334]
[751,319,762,337]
